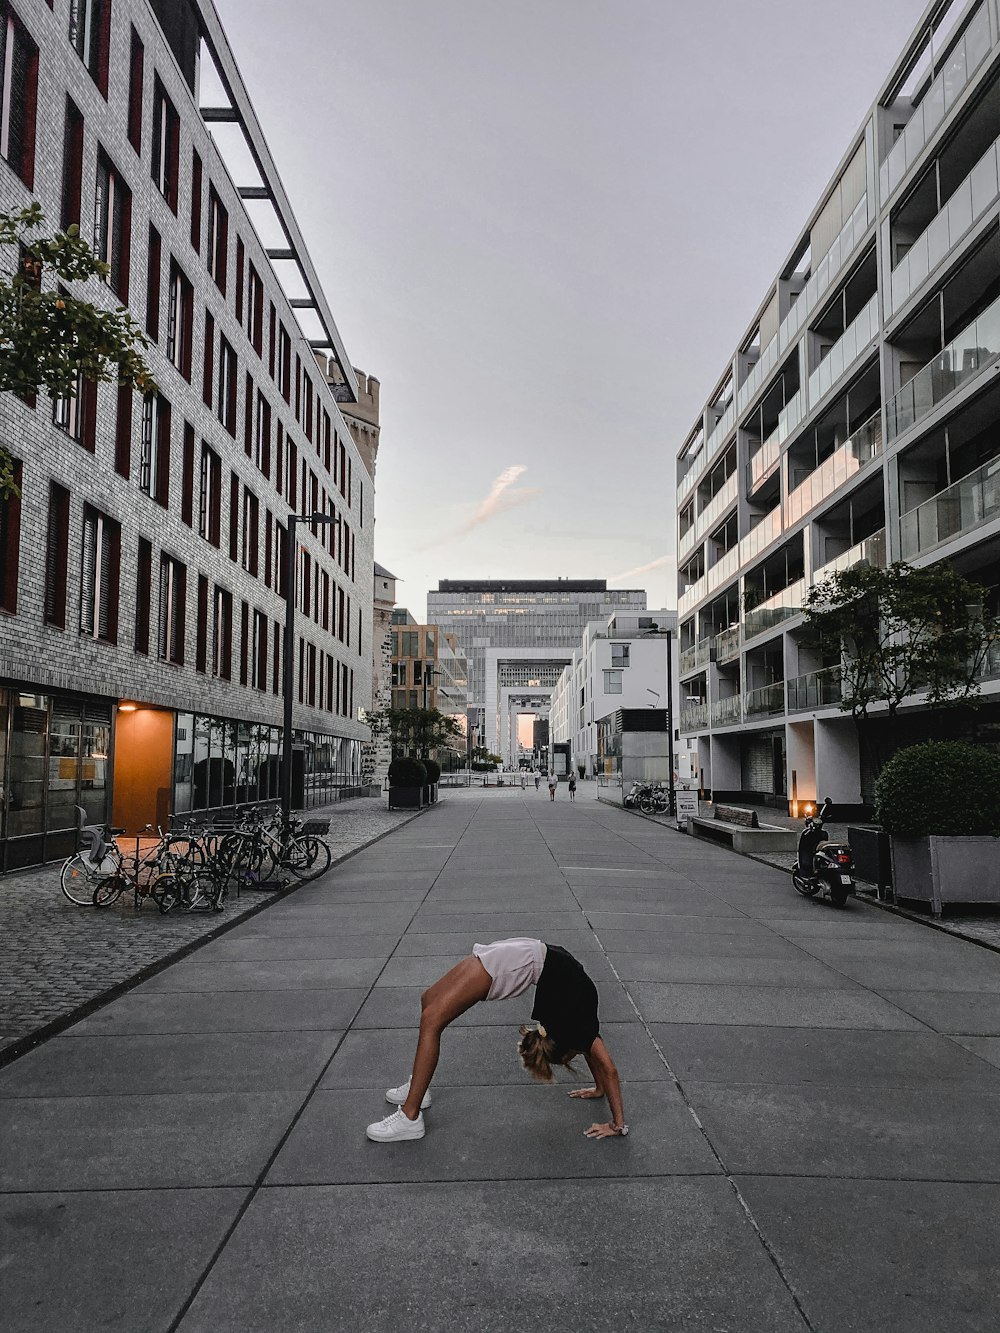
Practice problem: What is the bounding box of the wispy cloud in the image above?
[422,465,541,548]
[609,553,673,582]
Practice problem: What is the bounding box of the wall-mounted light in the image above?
[118,702,137,712]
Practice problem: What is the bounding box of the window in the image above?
[241,486,258,575]
[190,149,202,252]
[145,223,161,340]
[80,505,120,643]
[68,0,110,94]
[247,263,263,353]
[610,643,630,668]
[53,372,97,451]
[94,149,131,300]
[252,610,267,690]
[165,259,193,378]
[158,554,185,664]
[151,76,179,210]
[60,98,84,230]
[198,442,221,545]
[212,585,232,679]
[277,324,291,400]
[139,392,170,505]
[398,630,419,657]
[254,390,271,475]
[1,3,38,187]
[603,670,623,695]
[126,27,143,152]
[234,237,244,324]
[217,334,236,434]
[134,536,151,654]
[206,187,228,294]
[44,483,70,628]
[0,457,21,612]
[202,310,214,406]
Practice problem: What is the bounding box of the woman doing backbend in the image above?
[366,937,627,1142]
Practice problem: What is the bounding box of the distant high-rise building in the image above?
[427,580,646,764]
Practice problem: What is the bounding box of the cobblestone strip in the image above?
[0,797,419,1064]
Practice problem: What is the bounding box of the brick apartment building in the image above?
[0,0,375,868]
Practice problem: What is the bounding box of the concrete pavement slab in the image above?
[351,981,637,1029]
[0,1189,246,1333]
[880,989,1000,1034]
[174,1178,805,1333]
[627,981,926,1029]
[190,931,400,962]
[576,892,748,918]
[586,910,768,934]
[609,952,856,988]
[374,950,620,989]
[67,987,367,1035]
[786,936,1000,992]
[267,1083,718,1185]
[735,1176,1000,1333]
[225,907,415,936]
[949,1035,1000,1069]
[319,1021,671,1092]
[649,1022,1000,1089]
[135,955,385,993]
[405,910,589,934]
[0,1091,300,1190]
[685,1080,1000,1179]
[392,929,603,956]
[594,927,808,957]
[0,1030,342,1096]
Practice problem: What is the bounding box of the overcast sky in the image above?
[215,0,928,619]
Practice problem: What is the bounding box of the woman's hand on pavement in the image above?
[568,1086,604,1100]
[583,1121,626,1139]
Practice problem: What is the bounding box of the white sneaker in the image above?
[385,1078,431,1110]
[366,1107,425,1142]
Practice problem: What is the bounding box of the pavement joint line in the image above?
[525,798,819,1333]
[164,801,471,1333]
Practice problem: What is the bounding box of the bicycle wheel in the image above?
[286,835,331,881]
[60,854,104,905]
[152,873,181,914]
[93,875,127,908]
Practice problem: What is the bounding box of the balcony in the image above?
[813,527,887,584]
[679,639,715,676]
[899,455,1000,558]
[879,6,992,203]
[714,623,741,663]
[787,665,843,711]
[711,694,743,727]
[982,636,1000,682]
[744,577,806,643]
[678,509,785,618]
[784,410,882,527]
[680,472,738,558]
[744,682,785,719]
[748,391,804,493]
[889,131,1000,318]
[679,702,709,733]
[886,291,1000,441]
[807,293,879,408]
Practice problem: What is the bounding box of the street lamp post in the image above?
[282,511,340,825]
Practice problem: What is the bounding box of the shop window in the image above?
[44,482,70,628]
[157,553,185,664]
[79,504,120,643]
[1,3,39,188]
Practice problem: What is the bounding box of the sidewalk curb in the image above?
[0,805,429,1072]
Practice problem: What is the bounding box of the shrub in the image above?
[874,741,1000,838]
[422,759,441,785]
[387,757,427,789]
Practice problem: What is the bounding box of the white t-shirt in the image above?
[473,937,546,1001]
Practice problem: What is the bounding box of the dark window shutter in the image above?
[181,421,194,525]
[196,574,208,673]
[155,397,171,507]
[80,509,97,635]
[135,538,151,654]
[44,483,70,629]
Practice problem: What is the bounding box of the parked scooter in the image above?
[791,797,855,907]
[623,782,645,809]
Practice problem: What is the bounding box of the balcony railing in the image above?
[787,665,843,712]
[678,508,784,617]
[807,293,879,408]
[981,636,1000,682]
[744,682,785,718]
[679,639,715,676]
[886,291,1000,441]
[748,390,804,493]
[680,471,739,557]
[744,577,806,642]
[711,694,743,727]
[899,455,1000,558]
[679,702,709,733]
[813,528,887,584]
[879,6,992,203]
[889,130,1000,318]
[714,623,741,663]
[784,409,882,527]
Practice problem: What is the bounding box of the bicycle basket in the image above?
[300,819,331,835]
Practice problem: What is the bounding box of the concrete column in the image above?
[814,716,862,805]
[786,720,816,814]
[709,732,741,797]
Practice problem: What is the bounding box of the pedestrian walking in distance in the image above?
[366,938,626,1143]
[548,773,558,801]
[534,771,541,791]
[568,774,577,802]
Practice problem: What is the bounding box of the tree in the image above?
[367,706,464,760]
[802,559,1000,772]
[1,203,155,496]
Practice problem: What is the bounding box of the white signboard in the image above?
[675,790,699,829]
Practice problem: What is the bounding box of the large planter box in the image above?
[388,786,423,810]
[890,835,1000,917]
[848,827,893,895]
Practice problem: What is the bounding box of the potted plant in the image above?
[387,757,428,810]
[422,758,441,805]
[875,741,1000,917]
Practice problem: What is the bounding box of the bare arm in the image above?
[580,1038,627,1140]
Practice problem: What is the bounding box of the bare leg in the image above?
[401,956,491,1119]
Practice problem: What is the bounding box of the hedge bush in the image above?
[422,759,441,784]
[874,741,1000,838]
[387,757,427,789]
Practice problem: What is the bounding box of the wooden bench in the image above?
[690,803,797,854]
